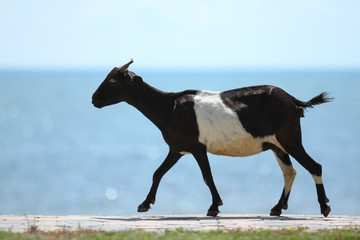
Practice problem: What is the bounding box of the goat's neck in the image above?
[127,82,174,130]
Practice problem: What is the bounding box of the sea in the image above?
[0,70,359,216]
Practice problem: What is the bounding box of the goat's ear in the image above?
[132,75,145,100]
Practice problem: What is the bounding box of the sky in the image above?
[0,0,359,70]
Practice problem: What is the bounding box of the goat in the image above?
[92,59,332,217]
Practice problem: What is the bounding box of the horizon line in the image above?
[1,66,360,73]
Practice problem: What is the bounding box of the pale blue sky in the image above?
[0,0,359,70]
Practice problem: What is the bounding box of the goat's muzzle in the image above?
[92,92,104,108]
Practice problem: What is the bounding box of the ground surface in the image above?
[1,214,359,232]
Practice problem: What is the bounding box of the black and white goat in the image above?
[92,59,332,217]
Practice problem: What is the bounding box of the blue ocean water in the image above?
[0,70,359,216]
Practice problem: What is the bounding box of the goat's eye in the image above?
[110,79,117,84]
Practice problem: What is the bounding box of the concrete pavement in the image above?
[1,214,359,232]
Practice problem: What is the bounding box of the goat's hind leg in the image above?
[265,144,297,216]
[289,145,331,217]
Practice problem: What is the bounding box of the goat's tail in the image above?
[294,92,333,109]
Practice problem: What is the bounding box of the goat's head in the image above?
[92,59,144,108]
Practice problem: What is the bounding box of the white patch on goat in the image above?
[193,91,283,157]
[180,151,191,155]
[269,87,274,95]
[274,153,297,196]
[312,175,323,184]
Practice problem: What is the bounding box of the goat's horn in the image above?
[119,58,134,72]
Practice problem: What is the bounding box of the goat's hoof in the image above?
[270,204,282,216]
[207,210,219,217]
[322,206,331,217]
[137,204,150,213]
[270,209,282,217]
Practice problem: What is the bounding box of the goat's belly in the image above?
[205,135,265,157]
[193,91,281,157]
[204,134,278,157]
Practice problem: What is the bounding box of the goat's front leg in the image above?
[138,149,183,213]
[193,147,223,217]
